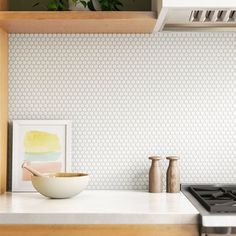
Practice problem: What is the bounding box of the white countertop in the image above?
[0,191,199,224]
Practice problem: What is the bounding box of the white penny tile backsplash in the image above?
[9,33,236,190]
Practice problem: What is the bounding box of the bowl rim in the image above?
[31,172,89,178]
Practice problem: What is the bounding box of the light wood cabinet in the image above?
[0,0,8,11]
[0,224,199,236]
[0,1,8,193]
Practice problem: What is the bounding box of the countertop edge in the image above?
[0,212,200,225]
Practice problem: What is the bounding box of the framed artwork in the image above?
[12,120,72,192]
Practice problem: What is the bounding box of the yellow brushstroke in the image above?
[24,130,61,153]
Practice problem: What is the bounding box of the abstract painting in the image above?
[12,120,71,192]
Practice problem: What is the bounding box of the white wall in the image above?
[9,32,236,189]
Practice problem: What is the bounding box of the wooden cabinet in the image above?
[0,224,199,236]
[0,0,8,194]
[0,0,8,11]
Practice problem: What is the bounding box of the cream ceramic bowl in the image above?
[31,173,89,199]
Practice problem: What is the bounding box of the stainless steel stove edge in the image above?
[201,227,236,235]
[181,184,236,235]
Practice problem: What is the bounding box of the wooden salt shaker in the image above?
[148,156,163,193]
[166,156,180,193]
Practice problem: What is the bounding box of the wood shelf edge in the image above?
[0,11,157,19]
[0,11,157,33]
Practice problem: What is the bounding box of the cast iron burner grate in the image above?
[189,185,236,213]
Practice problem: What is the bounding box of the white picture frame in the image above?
[12,120,72,192]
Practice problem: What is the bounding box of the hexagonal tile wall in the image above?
[9,32,236,190]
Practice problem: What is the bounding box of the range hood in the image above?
[153,0,236,31]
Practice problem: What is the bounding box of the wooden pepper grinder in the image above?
[166,156,180,193]
[148,156,163,193]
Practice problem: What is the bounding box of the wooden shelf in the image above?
[0,11,157,33]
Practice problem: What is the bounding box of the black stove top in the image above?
[189,185,236,213]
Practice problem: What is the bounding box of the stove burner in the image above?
[189,185,236,213]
